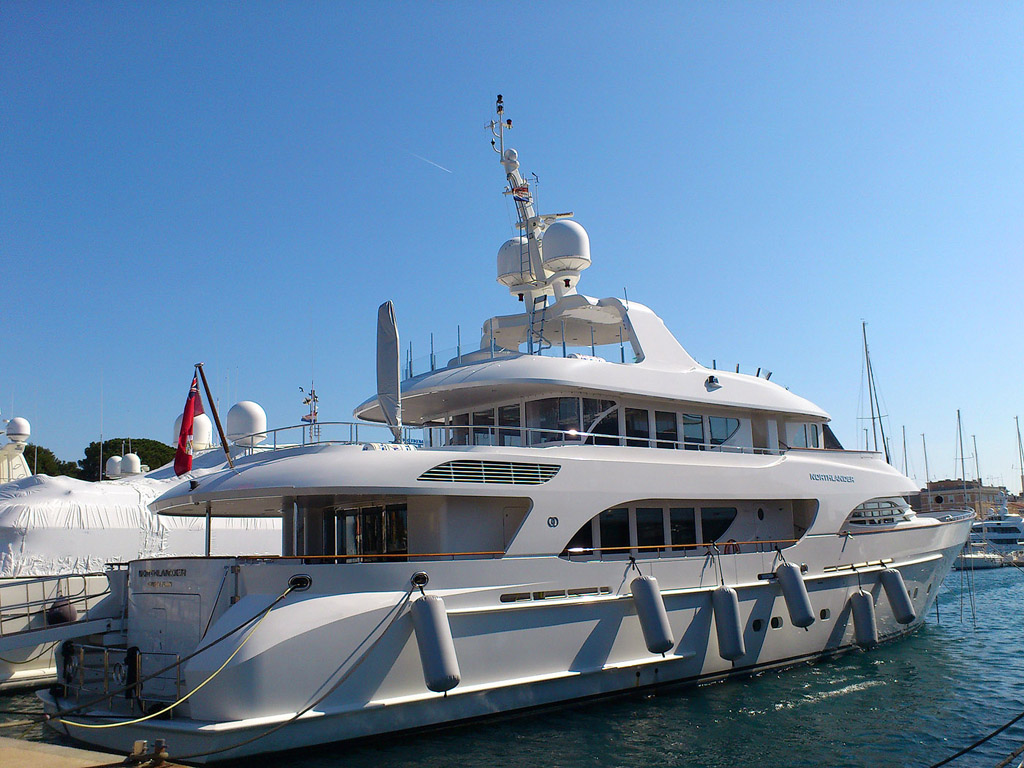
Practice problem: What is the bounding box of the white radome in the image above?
[121,453,142,475]
[227,401,267,447]
[540,219,591,275]
[6,417,30,444]
[104,456,122,478]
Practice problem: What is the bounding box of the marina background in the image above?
[5,567,1023,767]
[3,3,1022,490]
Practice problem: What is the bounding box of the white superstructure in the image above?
[37,98,971,762]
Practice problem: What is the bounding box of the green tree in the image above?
[21,444,82,478]
[78,438,176,481]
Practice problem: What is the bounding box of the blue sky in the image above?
[3,3,1022,491]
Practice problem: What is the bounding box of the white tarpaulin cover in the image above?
[0,449,281,578]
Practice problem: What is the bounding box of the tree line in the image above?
[21,438,176,481]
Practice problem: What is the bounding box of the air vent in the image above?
[418,460,560,485]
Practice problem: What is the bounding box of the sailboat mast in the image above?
[862,322,890,463]
[862,322,879,453]
[972,435,981,483]
[921,433,930,483]
[902,426,908,475]
[957,410,967,483]
[1016,415,1023,497]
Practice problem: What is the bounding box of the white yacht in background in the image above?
[0,403,280,691]
[37,98,971,762]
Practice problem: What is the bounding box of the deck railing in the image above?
[232,420,789,457]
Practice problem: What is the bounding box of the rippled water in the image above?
[4,567,1022,767]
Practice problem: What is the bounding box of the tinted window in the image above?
[636,507,665,550]
[473,409,495,446]
[450,413,469,446]
[670,507,696,547]
[709,417,740,445]
[599,508,630,553]
[565,520,593,553]
[701,507,738,542]
[655,411,677,449]
[625,408,650,447]
[682,414,703,449]
[583,399,619,445]
[526,397,580,444]
[497,404,522,446]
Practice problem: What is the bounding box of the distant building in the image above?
[907,479,1009,520]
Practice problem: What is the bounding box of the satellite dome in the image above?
[497,236,531,289]
[541,219,591,275]
[105,456,122,478]
[192,413,213,450]
[121,453,142,475]
[227,401,267,447]
[6,417,30,444]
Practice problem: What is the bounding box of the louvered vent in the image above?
[418,460,560,485]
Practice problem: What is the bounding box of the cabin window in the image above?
[708,417,740,446]
[565,519,594,552]
[625,408,651,447]
[583,398,619,445]
[809,424,820,448]
[655,411,678,449]
[527,397,581,444]
[498,404,522,446]
[599,508,630,553]
[636,507,665,550]
[331,504,408,561]
[473,409,495,445]
[669,507,697,548]
[682,414,703,449]
[701,507,737,542]
[450,413,470,446]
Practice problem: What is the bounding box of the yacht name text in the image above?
[808,473,855,483]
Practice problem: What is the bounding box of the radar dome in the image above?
[6,417,30,444]
[105,456,122,478]
[121,452,142,475]
[541,219,591,275]
[497,236,531,289]
[227,401,267,447]
[193,413,213,450]
[173,412,213,449]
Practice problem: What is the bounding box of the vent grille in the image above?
[418,460,560,485]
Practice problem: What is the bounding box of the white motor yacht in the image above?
[37,98,972,762]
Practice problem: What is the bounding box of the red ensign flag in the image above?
[174,373,205,476]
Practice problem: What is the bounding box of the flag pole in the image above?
[195,362,235,470]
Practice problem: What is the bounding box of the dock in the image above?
[0,734,183,767]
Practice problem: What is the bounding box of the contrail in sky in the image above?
[406,150,453,174]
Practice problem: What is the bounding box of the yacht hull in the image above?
[43,517,968,762]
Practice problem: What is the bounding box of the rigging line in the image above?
[48,585,295,722]
[927,709,1024,768]
[60,594,279,731]
[170,587,414,763]
[993,739,1024,768]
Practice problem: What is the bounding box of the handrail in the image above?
[226,419,789,457]
[565,538,799,555]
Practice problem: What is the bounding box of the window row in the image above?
[563,504,738,558]
[441,397,741,450]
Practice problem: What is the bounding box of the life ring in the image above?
[722,539,741,555]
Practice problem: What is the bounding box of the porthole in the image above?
[913,587,919,599]
[926,583,932,594]
[934,495,943,504]
[757,507,765,521]
[819,608,831,620]
[752,619,764,632]
[770,616,783,629]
